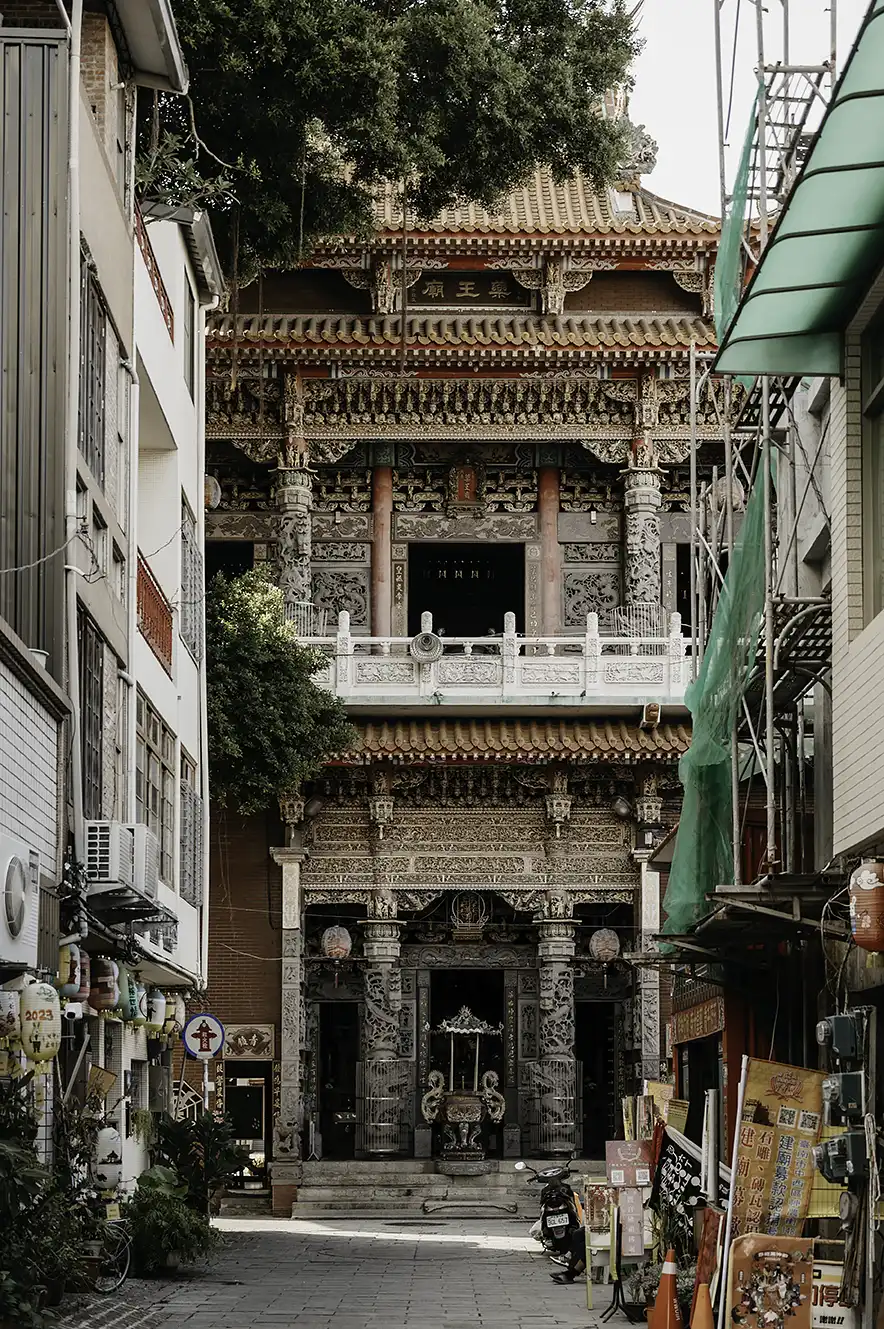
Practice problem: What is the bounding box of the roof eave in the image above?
[114,0,189,95]
[141,201,225,301]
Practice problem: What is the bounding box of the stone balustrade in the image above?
[300,610,688,709]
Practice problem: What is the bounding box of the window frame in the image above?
[79,266,107,484]
[77,606,104,821]
[135,694,176,886]
[180,499,204,661]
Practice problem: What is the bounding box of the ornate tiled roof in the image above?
[211,313,714,352]
[337,719,690,763]
[371,169,720,237]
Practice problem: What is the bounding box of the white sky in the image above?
[629,0,870,217]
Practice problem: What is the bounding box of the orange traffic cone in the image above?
[691,1283,714,1329]
[649,1249,684,1329]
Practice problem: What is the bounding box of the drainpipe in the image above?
[197,294,220,988]
[64,0,85,869]
[122,355,139,825]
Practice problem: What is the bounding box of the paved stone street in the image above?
[57,1219,622,1329]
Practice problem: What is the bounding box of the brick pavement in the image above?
[54,1218,631,1329]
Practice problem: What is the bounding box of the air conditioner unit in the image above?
[130,824,159,900]
[0,832,40,968]
[85,821,135,891]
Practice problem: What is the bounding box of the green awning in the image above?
[715,0,884,378]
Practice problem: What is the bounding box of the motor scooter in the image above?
[514,1160,584,1258]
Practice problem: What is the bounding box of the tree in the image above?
[206,571,355,814]
[141,0,639,274]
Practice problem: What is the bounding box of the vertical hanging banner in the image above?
[731,1060,825,1238]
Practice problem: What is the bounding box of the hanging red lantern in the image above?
[90,958,119,1012]
[849,863,884,952]
[320,926,352,960]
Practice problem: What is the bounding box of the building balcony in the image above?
[137,552,173,673]
[302,610,689,714]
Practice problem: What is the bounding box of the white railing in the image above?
[300,610,688,706]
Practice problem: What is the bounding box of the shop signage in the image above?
[670,997,725,1046]
[730,1059,825,1238]
[606,1139,653,1187]
[182,1013,225,1061]
[618,1187,646,1258]
[811,1263,858,1329]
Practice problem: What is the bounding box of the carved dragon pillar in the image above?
[362,890,403,1156]
[276,374,313,615]
[623,378,664,607]
[536,891,577,1156]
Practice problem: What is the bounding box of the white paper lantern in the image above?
[146,988,166,1033]
[133,981,148,1026]
[320,926,352,960]
[0,989,21,1041]
[94,1125,123,1190]
[56,944,81,998]
[20,982,61,1061]
[117,964,138,1021]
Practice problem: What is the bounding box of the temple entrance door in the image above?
[318,1001,359,1159]
[408,543,525,636]
[429,969,506,1157]
[575,1002,618,1159]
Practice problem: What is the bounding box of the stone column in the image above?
[635,778,664,1081]
[536,914,577,1156]
[624,442,663,607]
[538,466,561,635]
[362,916,403,1156]
[276,467,313,612]
[269,838,305,1215]
[371,466,393,637]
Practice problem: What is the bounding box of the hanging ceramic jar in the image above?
[90,958,118,1011]
[94,1125,123,1190]
[133,981,148,1027]
[849,862,884,951]
[146,988,166,1033]
[20,982,61,1061]
[56,943,81,997]
[117,965,138,1021]
[0,989,21,1041]
[77,950,91,1003]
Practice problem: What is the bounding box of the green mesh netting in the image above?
[714,89,758,346]
[661,459,773,937]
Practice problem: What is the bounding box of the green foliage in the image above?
[153,1112,249,1214]
[207,571,355,815]
[127,1183,217,1276]
[139,0,638,274]
[133,1107,156,1147]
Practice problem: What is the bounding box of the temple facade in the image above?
[203,161,724,1211]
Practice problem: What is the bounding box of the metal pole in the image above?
[756,0,770,249]
[202,1058,210,1112]
[830,0,838,89]
[712,0,729,220]
[698,484,707,667]
[690,344,699,681]
[762,380,777,871]
[716,1057,749,1329]
[863,1005,876,1329]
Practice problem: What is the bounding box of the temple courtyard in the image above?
[57,1219,612,1328]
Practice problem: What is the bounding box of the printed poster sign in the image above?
[811,1263,858,1329]
[649,1127,730,1247]
[732,1059,825,1237]
[727,1235,813,1329]
[618,1186,646,1259]
[606,1139,653,1187]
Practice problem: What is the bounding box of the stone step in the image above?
[292,1196,528,1216]
[219,1191,272,1216]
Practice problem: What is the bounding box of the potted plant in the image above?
[624,1262,698,1322]
[127,1167,217,1276]
[153,1111,249,1215]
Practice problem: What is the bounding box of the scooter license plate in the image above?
[547,1213,569,1228]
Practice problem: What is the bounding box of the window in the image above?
[78,607,104,820]
[112,543,125,600]
[136,694,175,885]
[180,502,204,661]
[79,266,107,484]
[183,279,196,399]
[863,320,884,621]
[92,506,108,578]
[179,753,204,908]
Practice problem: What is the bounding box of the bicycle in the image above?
[84,1214,132,1293]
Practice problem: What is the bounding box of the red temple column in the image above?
[538,466,561,636]
[372,466,393,637]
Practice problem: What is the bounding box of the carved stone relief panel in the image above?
[312,542,371,562]
[525,543,541,636]
[562,543,620,563]
[519,999,539,1060]
[393,513,538,542]
[519,972,539,996]
[312,513,372,541]
[563,568,621,626]
[206,511,277,542]
[400,945,536,970]
[312,568,370,627]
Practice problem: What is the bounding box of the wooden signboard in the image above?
[410,270,532,307]
[606,1139,653,1187]
[670,998,725,1046]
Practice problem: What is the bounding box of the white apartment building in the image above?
[0,0,221,1180]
